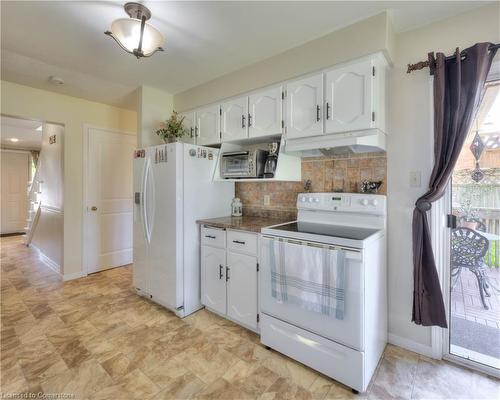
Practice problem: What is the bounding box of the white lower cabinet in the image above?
[227,251,258,330]
[201,245,226,315]
[201,228,259,331]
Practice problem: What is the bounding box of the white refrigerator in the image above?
[133,143,234,317]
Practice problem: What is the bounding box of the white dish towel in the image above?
[270,239,345,319]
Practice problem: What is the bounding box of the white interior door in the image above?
[221,96,248,141]
[286,74,324,139]
[0,151,29,234]
[87,128,136,274]
[325,60,373,133]
[249,86,283,138]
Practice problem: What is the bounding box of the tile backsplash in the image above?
[236,152,387,219]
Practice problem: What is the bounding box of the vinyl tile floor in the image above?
[1,236,499,399]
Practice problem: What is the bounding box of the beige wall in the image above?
[174,12,393,111]
[0,80,137,277]
[171,3,500,352]
[137,86,174,147]
[31,123,64,269]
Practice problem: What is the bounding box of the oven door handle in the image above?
[222,151,250,157]
[261,235,362,255]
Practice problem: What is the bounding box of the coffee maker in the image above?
[263,142,279,178]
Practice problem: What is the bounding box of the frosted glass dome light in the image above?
[105,2,164,59]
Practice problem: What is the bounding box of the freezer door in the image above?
[182,145,234,316]
[148,144,184,310]
[133,150,150,294]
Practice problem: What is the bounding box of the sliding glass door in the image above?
[449,81,500,371]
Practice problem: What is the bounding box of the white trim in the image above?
[81,124,136,277]
[63,271,86,281]
[31,243,62,276]
[388,333,434,358]
[0,148,33,154]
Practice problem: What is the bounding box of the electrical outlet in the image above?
[410,171,422,188]
[264,195,271,206]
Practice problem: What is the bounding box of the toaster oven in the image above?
[220,150,268,179]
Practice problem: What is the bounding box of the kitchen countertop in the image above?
[197,216,291,233]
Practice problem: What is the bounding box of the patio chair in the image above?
[451,227,491,310]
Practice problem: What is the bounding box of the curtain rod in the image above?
[406,43,500,74]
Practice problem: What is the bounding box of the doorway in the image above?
[448,80,500,372]
[83,126,135,274]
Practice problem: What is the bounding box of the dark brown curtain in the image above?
[412,43,497,328]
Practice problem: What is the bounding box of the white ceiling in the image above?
[1,1,490,110]
[1,116,43,150]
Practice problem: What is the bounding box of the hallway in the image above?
[1,236,499,399]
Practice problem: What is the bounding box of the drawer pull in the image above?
[226,266,230,281]
[233,240,246,245]
[219,264,223,279]
[205,235,216,239]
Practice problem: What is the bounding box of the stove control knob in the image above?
[314,198,320,203]
[361,199,369,206]
[371,199,378,206]
[300,197,307,202]
[308,197,314,203]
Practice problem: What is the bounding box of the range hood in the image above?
[284,129,386,155]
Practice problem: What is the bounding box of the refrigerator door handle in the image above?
[142,158,152,243]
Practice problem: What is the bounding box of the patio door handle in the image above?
[447,214,457,229]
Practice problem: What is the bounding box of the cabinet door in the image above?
[325,59,373,133]
[196,105,220,146]
[180,111,196,144]
[248,86,283,138]
[227,251,258,330]
[201,245,226,315]
[286,74,324,139]
[221,96,248,142]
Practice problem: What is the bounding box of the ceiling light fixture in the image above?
[10,138,19,142]
[105,2,164,59]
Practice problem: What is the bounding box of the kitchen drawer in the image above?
[201,226,226,248]
[227,230,257,255]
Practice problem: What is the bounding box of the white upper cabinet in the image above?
[248,86,283,138]
[221,96,248,142]
[286,74,324,139]
[196,104,220,146]
[180,111,196,144]
[325,58,374,133]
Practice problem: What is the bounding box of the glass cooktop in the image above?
[268,222,380,241]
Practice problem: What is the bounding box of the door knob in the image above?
[91,206,98,211]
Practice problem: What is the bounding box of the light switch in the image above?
[410,171,422,188]
[264,195,271,206]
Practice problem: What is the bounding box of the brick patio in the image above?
[451,267,500,329]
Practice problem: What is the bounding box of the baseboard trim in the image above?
[63,271,86,281]
[388,333,435,358]
[31,244,62,276]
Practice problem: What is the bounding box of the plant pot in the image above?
[462,221,477,230]
[164,137,179,144]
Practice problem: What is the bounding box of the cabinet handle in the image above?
[248,113,252,127]
[190,127,194,138]
[242,115,246,128]
[326,102,330,120]
[195,126,199,137]
[205,235,216,239]
[316,105,321,122]
[232,240,245,245]
[226,266,230,281]
[219,264,223,280]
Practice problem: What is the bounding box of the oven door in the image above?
[260,236,364,350]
